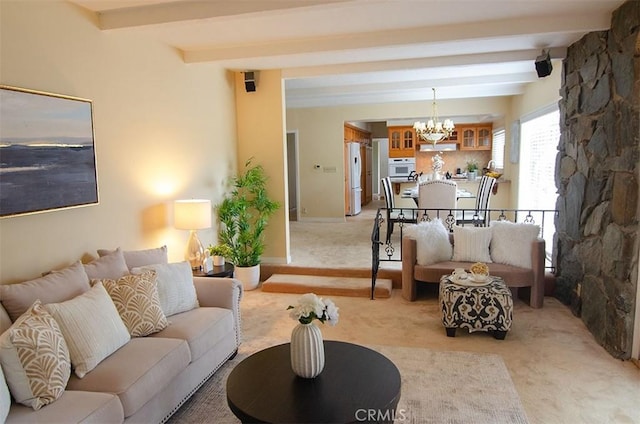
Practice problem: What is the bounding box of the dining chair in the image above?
[381,177,416,243]
[417,179,457,222]
[456,175,497,226]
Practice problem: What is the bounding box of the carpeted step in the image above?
[262,274,392,298]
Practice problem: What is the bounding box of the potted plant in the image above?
[217,158,280,290]
[206,243,232,266]
[466,158,479,181]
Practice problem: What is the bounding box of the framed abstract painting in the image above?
[0,86,99,218]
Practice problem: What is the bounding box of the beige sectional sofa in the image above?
[401,220,545,308]
[0,247,242,423]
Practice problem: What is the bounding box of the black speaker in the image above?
[535,51,553,78]
[244,71,256,92]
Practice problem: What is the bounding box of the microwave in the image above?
[388,157,416,177]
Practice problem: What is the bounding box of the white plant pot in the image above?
[290,323,325,378]
[213,256,225,266]
[233,264,261,290]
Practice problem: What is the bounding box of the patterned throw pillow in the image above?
[97,270,169,337]
[45,282,130,378]
[0,300,71,410]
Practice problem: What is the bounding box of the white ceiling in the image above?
[71,0,622,110]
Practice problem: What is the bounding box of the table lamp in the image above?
[174,199,212,270]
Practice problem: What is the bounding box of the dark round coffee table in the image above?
[226,341,401,423]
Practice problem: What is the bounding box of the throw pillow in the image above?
[490,220,540,269]
[84,248,130,280]
[96,270,169,337]
[97,245,168,270]
[0,261,91,322]
[131,261,199,317]
[0,300,71,410]
[45,282,130,378]
[451,226,493,263]
[404,219,452,266]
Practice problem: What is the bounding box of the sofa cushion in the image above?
[0,301,70,411]
[151,306,234,362]
[7,390,124,423]
[132,262,199,317]
[490,220,540,269]
[45,283,130,378]
[66,337,190,418]
[403,219,452,266]
[414,261,534,287]
[451,226,492,263]
[0,261,91,322]
[84,248,130,280]
[98,245,168,270]
[97,270,169,337]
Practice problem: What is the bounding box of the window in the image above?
[491,128,505,169]
[518,106,560,266]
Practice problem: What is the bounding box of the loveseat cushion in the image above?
[414,261,534,287]
[7,390,124,424]
[66,337,190,418]
[151,306,235,362]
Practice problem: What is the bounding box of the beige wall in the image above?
[0,1,238,283]
[234,70,289,263]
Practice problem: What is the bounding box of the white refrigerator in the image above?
[347,142,362,216]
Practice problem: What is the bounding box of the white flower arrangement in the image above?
[287,293,339,326]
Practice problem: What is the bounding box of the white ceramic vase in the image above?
[233,264,260,290]
[290,322,325,378]
[213,255,225,266]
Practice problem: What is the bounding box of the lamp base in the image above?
[185,230,205,270]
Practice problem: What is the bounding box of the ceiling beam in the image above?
[96,0,353,30]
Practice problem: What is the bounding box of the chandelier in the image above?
[413,88,455,144]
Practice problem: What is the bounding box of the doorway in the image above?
[286,131,299,221]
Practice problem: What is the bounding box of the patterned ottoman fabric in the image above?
[439,275,513,339]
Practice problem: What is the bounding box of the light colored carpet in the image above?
[262,273,392,298]
[167,337,529,424]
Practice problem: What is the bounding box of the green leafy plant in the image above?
[206,244,232,258]
[217,159,280,267]
[466,158,479,172]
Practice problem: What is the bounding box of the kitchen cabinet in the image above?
[344,124,372,214]
[388,126,415,158]
[458,124,492,151]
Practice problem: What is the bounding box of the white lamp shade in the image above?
[174,199,212,230]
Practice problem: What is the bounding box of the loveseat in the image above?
[402,220,545,308]
[0,246,242,423]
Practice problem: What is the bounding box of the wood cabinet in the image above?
[344,124,371,146]
[458,124,492,151]
[387,126,415,157]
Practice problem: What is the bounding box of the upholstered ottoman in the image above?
[439,275,513,340]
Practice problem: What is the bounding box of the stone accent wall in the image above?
[556,1,639,359]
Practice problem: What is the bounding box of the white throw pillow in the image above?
[132,262,199,317]
[490,221,540,269]
[0,300,71,410]
[45,282,130,378]
[404,219,452,266]
[451,226,493,263]
[98,246,168,270]
[0,363,10,421]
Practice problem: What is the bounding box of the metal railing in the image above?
[370,207,559,299]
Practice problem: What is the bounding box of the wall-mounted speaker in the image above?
[244,71,257,92]
[535,51,553,78]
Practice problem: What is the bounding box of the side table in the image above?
[193,263,234,278]
[439,274,513,339]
